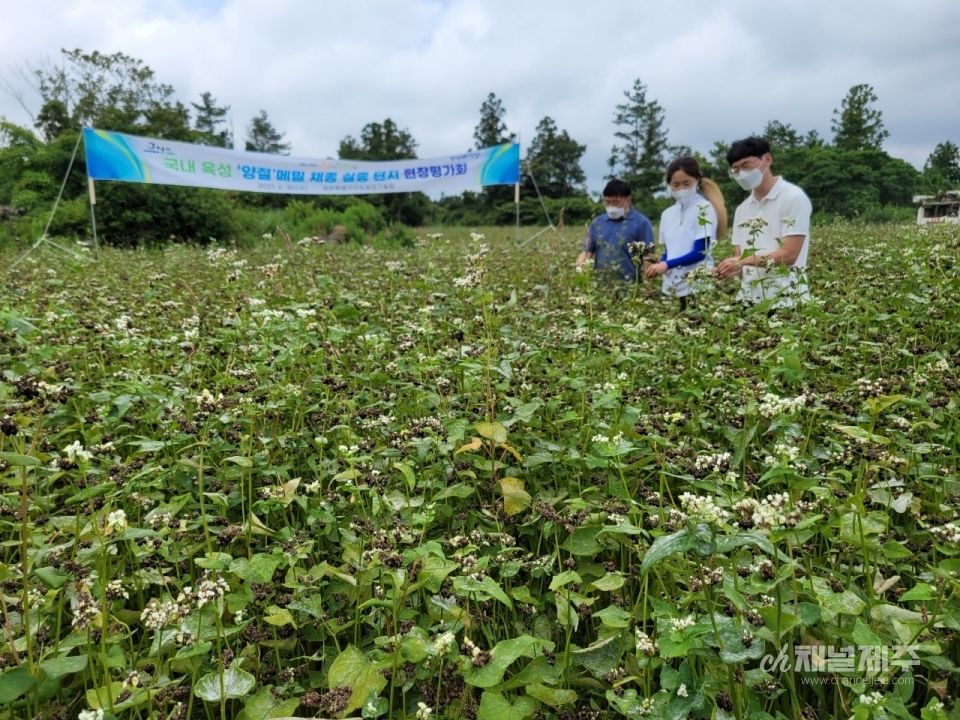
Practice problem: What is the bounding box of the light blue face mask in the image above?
[605,206,625,220]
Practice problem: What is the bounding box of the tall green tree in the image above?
[339,119,429,225]
[339,119,417,160]
[831,84,889,151]
[473,93,515,150]
[608,78,671,206]
[924,141,960,186]
[192,92,231,147]
[523,116,586,198]
[245,110,290,154]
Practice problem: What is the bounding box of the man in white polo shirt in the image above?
[713,137,812,307]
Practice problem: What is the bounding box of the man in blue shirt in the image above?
[576,179,655,283]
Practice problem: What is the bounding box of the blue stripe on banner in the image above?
[84,128,148,183]
[481,143,520,186]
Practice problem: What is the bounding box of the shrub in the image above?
[343,203,386,234]
[375,222,418,247]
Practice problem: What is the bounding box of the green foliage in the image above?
[376,223,418,248]
[473,92,515,149]
[524,117,586,199]
[342,202,386,235]
[270,197,397,245]
[339,118,429,225]
[773,146,919,216]
[762,120,803,150]
[34,100,72,143]
[433,193,600,227]
[831,83,890,151]
[31,48,177,131]
[0,45,941,263]
[339,118,417,161]
[192,91,232,148]
[923,140,960,189]
[244,109,290,154]
[95,183,241,246]
[608,78,672,205]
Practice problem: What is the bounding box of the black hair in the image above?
[726,137,771,165]
[602,179,631,198]
[666,156,703,183]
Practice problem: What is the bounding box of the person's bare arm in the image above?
[761,234,805,266]
[715,235,804,278]
[576,250,594,268]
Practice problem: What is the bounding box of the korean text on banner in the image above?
[83,128,519,196]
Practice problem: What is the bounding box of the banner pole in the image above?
[515,135,521,244]
[515,179,520,244]
[88,176,99,260]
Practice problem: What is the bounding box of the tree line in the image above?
[1,49,958,247]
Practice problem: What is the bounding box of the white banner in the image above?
[84,128,520,195]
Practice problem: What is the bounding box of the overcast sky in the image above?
[1,0,958,194]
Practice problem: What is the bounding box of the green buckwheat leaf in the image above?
[194,664,256,702]
[0,667,35,704]
[478,691,538,720]
[465,635,544,688]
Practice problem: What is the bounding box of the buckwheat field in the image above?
[2,222,960,720]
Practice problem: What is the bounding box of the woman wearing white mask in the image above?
[644,156,727,309]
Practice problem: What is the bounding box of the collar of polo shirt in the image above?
[749,177,784,205]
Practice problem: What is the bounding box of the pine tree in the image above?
[192,92,231,147]
[608,78,671,201]
[244,110,290,154]
[831,84,889,151]
[473,93,515,150]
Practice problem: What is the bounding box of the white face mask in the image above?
[605,206,626,220]
[670,186,699,204]
[733,166,764,191]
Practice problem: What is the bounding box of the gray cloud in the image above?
[1,0,957,193]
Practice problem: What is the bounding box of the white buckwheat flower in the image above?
[64,441,93,463]
[106,509,128,532]
[678,493,728,525]
[432,631,455,655]
[671,615,695,633]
